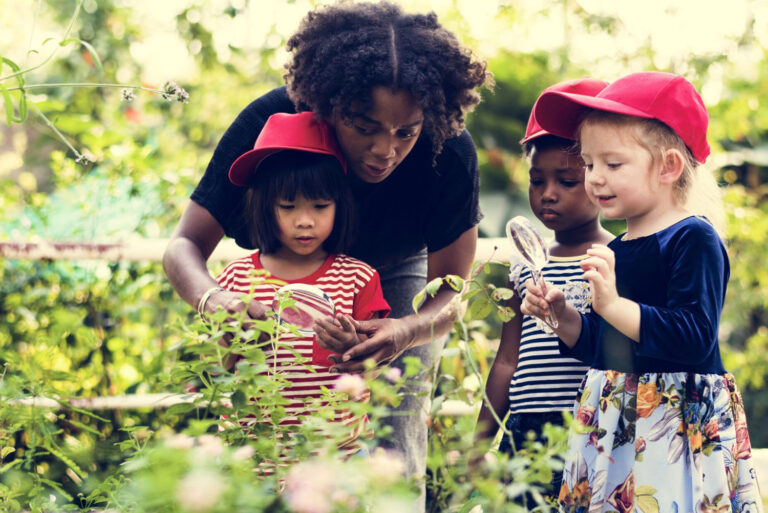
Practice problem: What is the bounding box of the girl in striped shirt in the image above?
[475,79,613,502]
[214,112,390,462]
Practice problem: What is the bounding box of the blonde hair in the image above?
[579,111,725,237]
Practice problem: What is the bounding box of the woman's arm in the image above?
[329,226,477,372]
[163,200,268,320]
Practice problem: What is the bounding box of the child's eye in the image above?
[529,179,544,187]
[561,180,581,188]
[314,202,332,210]
[583,163,593,171]
[277,203,294,210]
[607,163,622,170]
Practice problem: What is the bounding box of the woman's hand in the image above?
[202,289,269,370]
[320,317,413,373]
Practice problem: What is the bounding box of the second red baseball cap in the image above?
[521,77,609,144]
[533,71,710,163]
[228,112,346,187]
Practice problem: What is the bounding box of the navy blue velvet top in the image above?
[561,216,729,374]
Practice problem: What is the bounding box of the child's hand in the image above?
[313,314,361,355]
[520,278,566,322]
[580,244,619,316]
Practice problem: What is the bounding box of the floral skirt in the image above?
[559,369,763,513]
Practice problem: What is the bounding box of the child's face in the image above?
[274,194,336,258]
[528,145,599,233]
[580,123,659,225]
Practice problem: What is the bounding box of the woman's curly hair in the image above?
[284,1,492,158]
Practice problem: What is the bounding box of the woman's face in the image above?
[331,86,423,183]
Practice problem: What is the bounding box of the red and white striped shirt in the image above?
[216,251,390,459]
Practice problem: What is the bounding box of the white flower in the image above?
[176,469,225,512]
[334,373,366,400]
[120,88,136,102]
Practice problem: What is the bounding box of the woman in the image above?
[162,2,491,508]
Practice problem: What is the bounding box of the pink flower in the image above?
[368,448,405,484]
[384,367,402,383]
[575,404,596,428]
[232,445,255,461]
[334,374,367,400]
[624,374,638,394]
[733,423,752,460]
[607,473,635,513]
[284,461,337,513]
[176,469,225,512]
[445,450,460,465]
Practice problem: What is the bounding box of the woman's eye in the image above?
[354,124,375,135]
[397,130,419,139]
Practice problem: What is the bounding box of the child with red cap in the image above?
[522,72,763,512]
[474,78,613,506]
[214,112,390,464]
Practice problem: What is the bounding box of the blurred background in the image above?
[1,0,768,505]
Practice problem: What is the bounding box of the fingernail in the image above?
[329,367,338,373]
[342,354,351,362]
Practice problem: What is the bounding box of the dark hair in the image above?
[284,1,492,158]
[245,151,354,254]
[522,134,579,158]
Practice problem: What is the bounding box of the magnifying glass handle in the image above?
[530,268,558,330]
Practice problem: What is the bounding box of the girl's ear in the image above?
[659,148,685,185]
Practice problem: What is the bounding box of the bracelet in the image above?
[197,286,225,320]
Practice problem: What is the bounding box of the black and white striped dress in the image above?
[507,255,592,414]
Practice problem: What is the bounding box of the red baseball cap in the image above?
[521,77,609,144]
[533,71,710,163]
[228,112,346,187]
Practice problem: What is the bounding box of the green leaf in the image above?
[0,84,14,125]
[412,290,426,313]
[636,493,659,513]
[44,444,85,479]
[444,274,465,292]
[231,389,246,410]
[58,38,105,71]
[425,277,443,296]
[492,287,515,301]
[467,297,494,320]
[166,402,196,416]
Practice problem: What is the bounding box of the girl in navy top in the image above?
[523,72,763,513]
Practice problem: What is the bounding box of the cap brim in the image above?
[519,128,550,145]
[228,147,282,187]
[534,91,653,140]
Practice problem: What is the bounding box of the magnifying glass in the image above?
[273,283,338,366]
